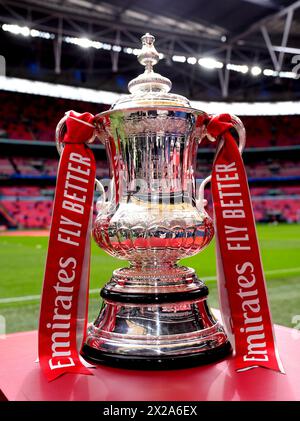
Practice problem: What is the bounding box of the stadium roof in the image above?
[0,0,300,101]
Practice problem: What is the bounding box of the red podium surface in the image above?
[0,320,299,401]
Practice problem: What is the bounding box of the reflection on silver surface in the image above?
[93,109,213,264]
[86,299,227,357]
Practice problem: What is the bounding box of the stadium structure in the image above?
[0,0,299,229]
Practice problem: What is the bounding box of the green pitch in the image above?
[0,223,299,333]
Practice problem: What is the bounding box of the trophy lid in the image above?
[110,33,191,111]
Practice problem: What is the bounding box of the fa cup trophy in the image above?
[72,33,246,368]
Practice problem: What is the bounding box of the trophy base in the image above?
[82,266,232,369]
[81,340,231,370]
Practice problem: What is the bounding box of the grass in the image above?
[0,223,299,333]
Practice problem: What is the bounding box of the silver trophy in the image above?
[79,33,246,368]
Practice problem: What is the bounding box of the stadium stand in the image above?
[242,116,300,147]
[2,200,53,228]
[0,91,299,147]
[0,91,299,229]
[0,91,108,142]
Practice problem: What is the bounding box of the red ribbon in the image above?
[38,111,96,381]
[209,114,284,373]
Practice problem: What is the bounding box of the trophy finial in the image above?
[128,33,172,94]
[138,33,160,71]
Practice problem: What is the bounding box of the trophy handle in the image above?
[196,114,246,209]
[95,176,116,210]
[55,114,110,208]
[55,114,68,155]
[55,114,96,154]
[95,178,106,208]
